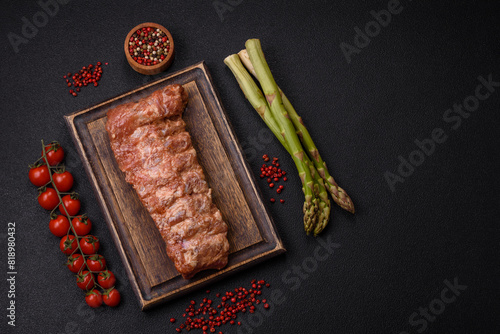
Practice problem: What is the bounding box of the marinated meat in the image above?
[106,84,229,279]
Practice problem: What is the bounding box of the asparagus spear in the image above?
[306,159,331,235]
[244,39,320,232]
[224,54,329,235]
[224,54,322,233]
[238,49,355,214]
[281,93,355,213]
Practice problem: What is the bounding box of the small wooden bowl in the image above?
[124,22,175,75]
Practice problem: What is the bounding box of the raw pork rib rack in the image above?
[105,84,229,279]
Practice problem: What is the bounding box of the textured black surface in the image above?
[1,1,499,333]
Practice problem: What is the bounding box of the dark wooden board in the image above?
[64,62,285,310]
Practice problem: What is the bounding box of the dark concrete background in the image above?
[1,0,499,333]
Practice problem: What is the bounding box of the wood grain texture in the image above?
[64,62,285,310]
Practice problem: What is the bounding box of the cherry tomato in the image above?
[103,288,121,307]
[60,235,78,255]
[97,270,116,289]
[44,143,65,166]
[80,235,100,255]
[76,271,95,290]
[85,289,102,308]
[86,255,106,272]
[29,165,50,187]
[38,188,60,210]
[53,171,74,192]
[72,216,92,236]
[67,254,85,273]
[59,194,81,216]
[49,215,70,237]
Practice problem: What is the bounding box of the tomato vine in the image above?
[30,140,121,308]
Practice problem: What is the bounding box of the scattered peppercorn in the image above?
[128,27,170,66]
[170,279,271,333]
[260,155,287,204]
[62,62,108,97]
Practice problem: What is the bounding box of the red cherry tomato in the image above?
[38,188,60,210]
[76,271,95,290]
[44,143,65,166]
[49,215,70,237]
[72,216,92,236]
[86,255,106,272]
[67,254,85,273]
[97,270,116,289]
[53,171,74,192]
[60,235,78,255]
[59,194,81,216]
[80,235,100,255]
[29,165,51,187]
[85,289,102,308]
[103,288,121,307]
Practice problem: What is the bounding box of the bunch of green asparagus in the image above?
[224,39,354,236]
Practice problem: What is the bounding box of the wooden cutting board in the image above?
[64,61,285,310]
